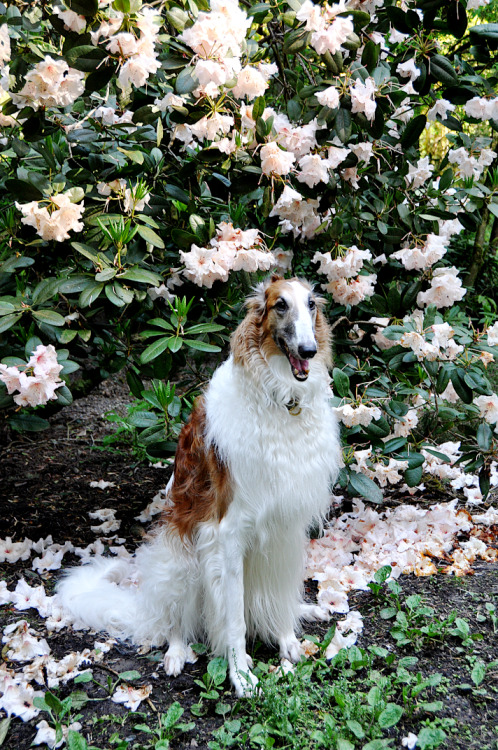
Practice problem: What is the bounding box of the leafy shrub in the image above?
[1,0,498,500]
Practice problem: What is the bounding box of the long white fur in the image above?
[57,279,341,696]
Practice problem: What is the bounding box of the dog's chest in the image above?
[205,359,339,516]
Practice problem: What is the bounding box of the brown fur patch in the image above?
[163,397,232,539]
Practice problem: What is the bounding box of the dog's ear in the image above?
[244,277,274,316]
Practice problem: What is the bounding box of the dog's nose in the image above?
[298,344,317,359]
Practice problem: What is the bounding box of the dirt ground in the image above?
[0,377,497,749]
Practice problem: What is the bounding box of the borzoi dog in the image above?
[58,276,341,695]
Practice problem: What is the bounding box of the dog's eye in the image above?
[275,298,288,312]
[308,298,316,310]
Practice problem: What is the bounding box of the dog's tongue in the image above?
[289,354,309,376]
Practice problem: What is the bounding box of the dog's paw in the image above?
[231,667,259,698]
[163,643,187,677]
[300,603,331,623]
[279,636,303,664]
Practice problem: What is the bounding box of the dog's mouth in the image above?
[278,338,310,381]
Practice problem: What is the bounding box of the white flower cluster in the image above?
[417,266,466,309]
[10,55,84,111]
[352,448,409,487]
[400,322,464,362]
[296,0,354,56]
[180,221,274,288]
[392,233,448,271]
[350,77,377,122]
[448,145,497,181]
[175,0,277,103]
[332,402,382,427]
[53,6,86,33]
[105,8,161,94]
[269,185,323,240]
[474,394,498,428]
[16,191,84,243]
[314,246,377,306]
[0,345,64,408]
[464,95,498,121]
[405,156,434,189]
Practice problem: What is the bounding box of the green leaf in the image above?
[141,337,176,364]
[477,422,493,451]
[335,108,352,143]
[120,266,163,285]
[163,701,184,730]
[429,54,458,85]
[66,730,89,750]
[1,255,35,273]
[165,184,190,204]
[176,66,199,95]
[337,740,354,750]
[68,0,98,16]
[117,147,144,164]
[383,437,407,453]
[127,412,159,428]
[333,368,350,397]
[404,464,423,487]
[32,310,66,327]
[469,23,498,48]
[348,471,383,504]
[8,413,50,432]
[186,323,225,334]
[417,726,446,750]
[207,657,228,687]
[71,242,106,265]
[283,28,310,54]
[65,45,107,71]
[105,285,126,307]
[183,339,222,353]
[377,703,403,728]
[447,2,467,39]
[400,114,427,149]
[346,719,365,739]
[55,385,73,406]
[118,670,141,681]
[0,313,22,333]
[146,318,175,332]
[0,718,11,747]
[79,282,104,307]
[171,228,197,249]
[471,661,486,687]
[450,368,473,404]
[7,178,44,201]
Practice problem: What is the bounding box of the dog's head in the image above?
[236,275,331,382]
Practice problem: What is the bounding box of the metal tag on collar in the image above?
[286,397,302,416]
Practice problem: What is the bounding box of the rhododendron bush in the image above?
[1,0,498,502]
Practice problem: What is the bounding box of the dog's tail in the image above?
[56,556,143,642]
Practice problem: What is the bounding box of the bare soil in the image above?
[0,377,497,749]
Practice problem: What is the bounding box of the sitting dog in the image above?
[58,276,340,695]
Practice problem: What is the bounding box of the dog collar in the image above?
[285,397,302,416]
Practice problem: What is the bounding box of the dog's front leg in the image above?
[199,520,258,697]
